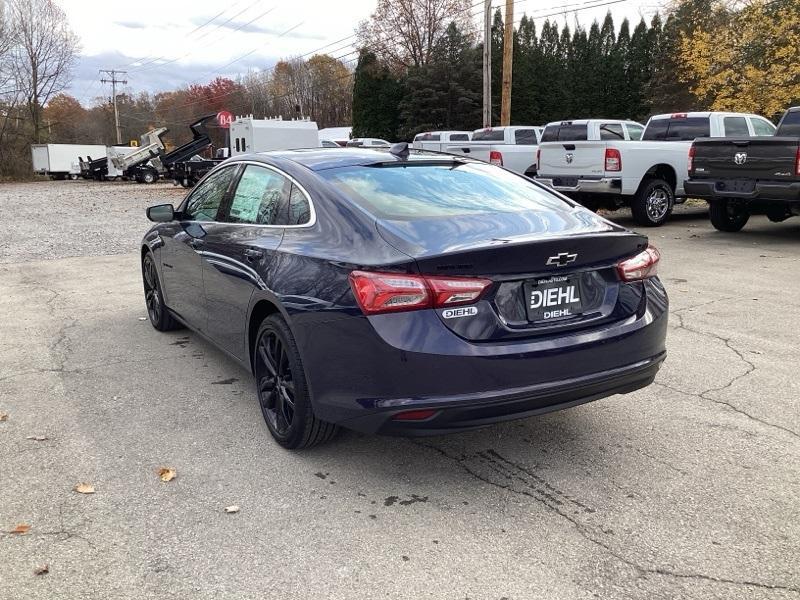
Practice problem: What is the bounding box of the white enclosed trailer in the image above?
[229,117,320,156]
[31,144,107,179]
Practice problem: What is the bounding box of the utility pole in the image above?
[500,0,514,126]
[482,0,492,128]
[100,69,127,144]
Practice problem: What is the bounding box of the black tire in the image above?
[142,170,157,184]
[142,253,181,331]
[253,315,338,449]
[709,199,749,232]
[69,173,79,180]
[631,178,674,227]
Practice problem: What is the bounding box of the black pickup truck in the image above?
[684,106,800,231]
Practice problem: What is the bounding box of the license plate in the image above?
[524,276,584,322]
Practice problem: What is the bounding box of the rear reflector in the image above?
[604,148,621,172]
[349,271,492,315]
[617,245,661,281]
[688,144,696,173]
[392,409,438,421]
[490,150,503,166]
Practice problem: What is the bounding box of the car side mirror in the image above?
[147,204,175,222]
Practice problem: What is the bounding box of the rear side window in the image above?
[540,124,588,142]
[751,118,776,136]
[643,117,710,141]
[320,162,567,220]
[626,123,644,140]
[450,133,469,141]
[724,117,749,137]
[514,129,539,145]
[183,166,236,221]
[472,129,505,142]
[226,165,289,225]
[599,123,625,140]
[778,110,800,136]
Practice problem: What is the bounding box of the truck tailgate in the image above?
[538,141,608,177]
[693,137,799,180]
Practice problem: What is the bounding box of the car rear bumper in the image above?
[339,352,664,435]
[294,279,668,436]
[684,178,800,201]
[537,176,622,194]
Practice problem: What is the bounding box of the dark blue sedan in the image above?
[141,147,668,448]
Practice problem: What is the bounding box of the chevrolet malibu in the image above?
[141,147,668,449]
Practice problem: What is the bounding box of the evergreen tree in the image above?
[398,22,482,138]
[628,18,654,120]
[351,50,402,140]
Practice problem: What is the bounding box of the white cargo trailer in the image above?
[31,144,107,179]
[229,117,319,156]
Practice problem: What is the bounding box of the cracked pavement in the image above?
[1,181,799,599]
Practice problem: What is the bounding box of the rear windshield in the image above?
[450,133,469,141]
[320,163,566,220]
[540,124,588,142]
[643,117,710,141]
[778,110,800,136]
[472,129,505,142]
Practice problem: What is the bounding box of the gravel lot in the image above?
[1,179,799,599]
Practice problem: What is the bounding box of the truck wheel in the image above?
[142,170,157,184]
[69,173,79,181]
[709,199,749,232]
[631,178,674,227]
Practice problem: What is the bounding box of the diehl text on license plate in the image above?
[524,276,584,321]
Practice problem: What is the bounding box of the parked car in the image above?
[346,138,391,148]
[536,112,777,226]
[446,126,543,176]
[141,147,668,448]
[412,130,472,152]
[684,106,798,231]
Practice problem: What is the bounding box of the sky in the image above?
[62,0,662,107]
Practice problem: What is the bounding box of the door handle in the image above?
[244,248,264,261]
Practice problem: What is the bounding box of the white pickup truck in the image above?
[536,112,777,226]
[445,126,543,176]
[412,130,472,152]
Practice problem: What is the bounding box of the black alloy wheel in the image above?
[142,253,180,331]
[256,329,296,438]
[254,315,338,449]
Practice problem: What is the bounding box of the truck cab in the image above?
[412,131,472,152]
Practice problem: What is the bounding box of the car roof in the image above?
[543,119,640,126]
[238,147,481,172]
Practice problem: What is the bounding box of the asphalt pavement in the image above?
[1,180,798,599]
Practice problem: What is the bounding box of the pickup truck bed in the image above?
[684,107,800,231]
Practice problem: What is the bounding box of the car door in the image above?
[160,165,238,331]
[201,163,291,359]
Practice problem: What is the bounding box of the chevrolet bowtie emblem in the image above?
[546,252,578,267]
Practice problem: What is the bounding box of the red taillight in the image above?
[795,147,800,176]
[392,409,438,421]
[490,150,503,166]
[349,271,492,315]
[688,144,696,173]
[604,148,621,172]
[671,113,687,119]
[616,245,661,282]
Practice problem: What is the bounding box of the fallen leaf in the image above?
[73,483,95,494]
[157,467,176,482]
[10,523,30,534]
[224,505,240,514]
[34,564,49,576]
[26,435,47,441]
[0,412,8,422]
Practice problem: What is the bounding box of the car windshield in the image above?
[320,162,568,220]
